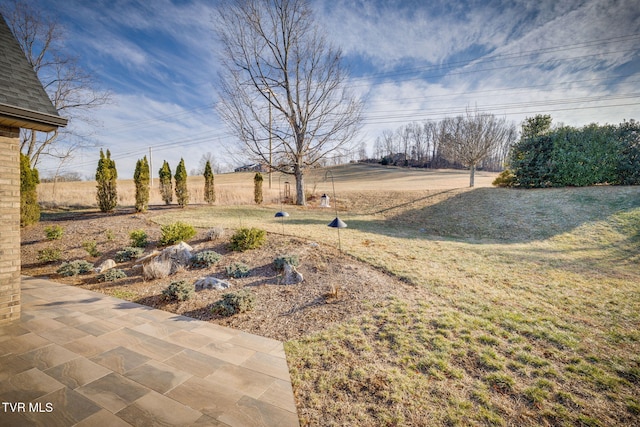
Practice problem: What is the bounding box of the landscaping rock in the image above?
[158,241,193,267]
[194,276,231,291]
[283,263,304,285]
[94,259,116,273]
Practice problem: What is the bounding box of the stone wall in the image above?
[0,125,21,324]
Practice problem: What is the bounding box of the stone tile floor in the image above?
[0,277,299,426]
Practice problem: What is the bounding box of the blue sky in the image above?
[23,0,640,179]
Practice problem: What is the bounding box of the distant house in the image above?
[234,163,267,173]
[0,14,67,324]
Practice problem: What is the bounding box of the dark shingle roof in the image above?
[0,14,66,131]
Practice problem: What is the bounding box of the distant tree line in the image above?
[372,110,516,174]
[497,115,640,188]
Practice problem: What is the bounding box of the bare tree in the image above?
[440,109,516,187]
[214,0,363,205]
[2,0,111,169]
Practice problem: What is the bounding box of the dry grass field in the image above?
[26,164,640,426]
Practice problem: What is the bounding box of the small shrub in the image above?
[273,254,299,272]
[105,229,115,241]
[162,280,194,301]
[37,248,62,263]
[97,268,127,282]
[211,289,256,316]
[115,247,145,263]
[492,169,516,187]
[142,259,172,280]
[206,226,226,241]
[159,221,196,246]
[190,251,222,268]
[129,229,148,248]
[57,260,94,277]
[44,225,64,240]
[82,240,100,257]
[226,262,250,278]
[229,227,266,252]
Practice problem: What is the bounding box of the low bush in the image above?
[97,268,127,282]
[206,226,226,241]
[211,289,256,316]
[142,259,172,280]
[492,169,516,187]
[226,262,250,278]
[129,229,148,248]
[37,248,62,263]
[57,260,94,277]
[44,225,64,240]
[115,247,145,263]
[159,221,196,246]
[190,250,222,268]
[82,240,100,257]
[273,254,300,272]
[162,280,194,301]
[229,227,266,252]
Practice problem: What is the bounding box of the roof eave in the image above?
[0,103,68,132]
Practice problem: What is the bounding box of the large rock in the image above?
[194,276,231,291]
[283,263,304,285]
[94,259,116,273]
[158,241,193,267]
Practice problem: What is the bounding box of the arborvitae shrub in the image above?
[134,156,150,212]
[159,221,196,246]
[204,160,216,204]
[159,161,173,205]
[211,289,256,316]
[174,158,189,208]
[20,153,40,226]
[190,251,222,268]
[96,149,118,212]
[129,229,148,248]
[162,280,194,301]
[229,227,266,251]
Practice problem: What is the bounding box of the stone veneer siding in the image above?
[0,125,21,324]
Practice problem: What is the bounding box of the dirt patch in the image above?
[21,207,419,341]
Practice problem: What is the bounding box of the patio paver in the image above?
[0,277,299,426]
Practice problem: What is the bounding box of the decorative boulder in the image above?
[158,241,193,267]
[94,259,116,273]
[194,276,231,291]
[283,263,304,285]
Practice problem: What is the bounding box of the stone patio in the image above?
[0,276,299,426]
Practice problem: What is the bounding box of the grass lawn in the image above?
[151,176,640,426]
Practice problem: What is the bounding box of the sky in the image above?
[14,0,640,179]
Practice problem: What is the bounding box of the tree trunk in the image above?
[295,167,305,206]
[469,164,476,187]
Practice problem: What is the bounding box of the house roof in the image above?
[0,14,67,132]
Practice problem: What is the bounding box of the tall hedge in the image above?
[96,149,118,212]
[20,153,40,226]
[175,158,189,208]
[204,160,215,204]
[508,119,640,187]
[134,156,150,212]
[159,160,173,205]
